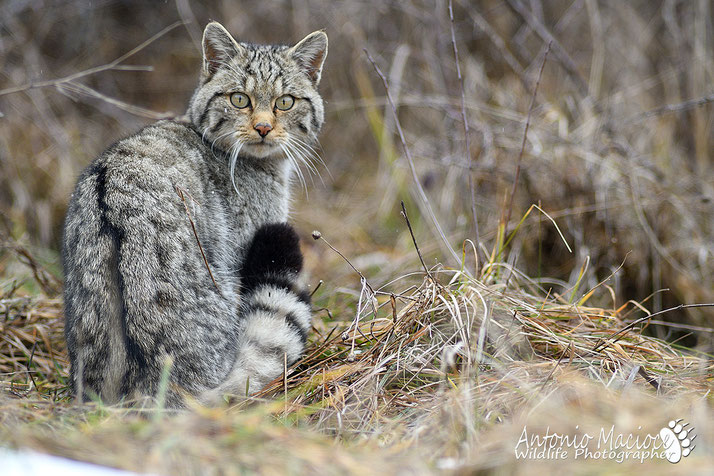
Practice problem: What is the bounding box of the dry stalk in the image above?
[627,92,714,122]
[448,0,481,270]
[504,43,551,231]
[174,186,221,295]
[364,49,461,268]
[0,21,184,98]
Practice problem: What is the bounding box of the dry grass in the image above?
[0,238,712,473]
[1,0,713,473]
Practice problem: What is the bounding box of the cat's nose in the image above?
[254,122,273,138]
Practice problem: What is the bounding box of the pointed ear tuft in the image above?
[288,31,328,84]
[202,22,241,77]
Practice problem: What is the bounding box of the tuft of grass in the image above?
[1,1,713,473]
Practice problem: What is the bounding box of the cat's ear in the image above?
[202,22,242,77]
[288,31,328,85]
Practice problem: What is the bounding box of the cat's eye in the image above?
[230,92,250,109]
[275,95,295,111]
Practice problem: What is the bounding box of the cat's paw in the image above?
[241,223,304,283]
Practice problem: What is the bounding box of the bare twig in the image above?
[364,49,460,267]
[400,201,432,280]
[647,320,714,333]
[311,231,371,292]
[25,338,39,393]
[626,93,714,123]
[311,230,378,320]
[175,0,201,51]
[538,341,571,393]
[448,0,482,272]
[506,0,589,98]
[58,82,173,120]
[0,21,184,98]
[309,280,324,298]
[593,303,714,353]
[637,366,659,391]
[462,2,527,88]
[283,352,288,412]
[175,186,221,295]
[504,42,551,231]
[0,239,63,295]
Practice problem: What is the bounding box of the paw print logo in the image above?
[660,419,696,464]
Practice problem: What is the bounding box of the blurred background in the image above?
[0,0,712,348]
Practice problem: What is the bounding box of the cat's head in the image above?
[188,22,327,165]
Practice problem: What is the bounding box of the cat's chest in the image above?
[223,167,287,227]
[196,162,288,263]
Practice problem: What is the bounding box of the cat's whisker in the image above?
[280,144,308,195]
[285,135,321,171]
[302,132,325,156]
[286,140,327,188]
[287,134,321,159]
[290,135,322,158]
[287,138,318,166]
[228,140,244,195]
[286,140,319,177]
[286,142,321,188]
[289,155,308,195]
[210,130,236,157]
[288,135,331,180]
[289,144,325,190]
[285,145,310,194]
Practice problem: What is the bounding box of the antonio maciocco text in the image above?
[514,425,670,463]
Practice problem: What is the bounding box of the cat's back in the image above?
[80,120,206,196]
[62,119,212,325]
[62,119,236,402]
[64,120,210,246]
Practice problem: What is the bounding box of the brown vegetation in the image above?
[0,0,712,473]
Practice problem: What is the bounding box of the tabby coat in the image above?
[62,22,327,406]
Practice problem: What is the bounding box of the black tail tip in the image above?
[242,223,304,279]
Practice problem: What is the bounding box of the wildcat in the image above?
[62,22,327,406]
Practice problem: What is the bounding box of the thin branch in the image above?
[311,230,378,320]
[58,81,173,120]
[175,186,221,295]
[1,239,63,295]
[0,21,184,98]
[637,366,659,391]
[504,42,551,230]
[448,0,482,272]
[626,93,714,123]
[647,320,714,333]
[175,0,201,52]
[309,280,324,298]
[463,2,528,88]
[592,303,714,353]
[538,341,571,393]
[400,201,432,280]
[312,231,371,291]
[364,49,460,267]
[506,0,589,98]
[106,65,155,72]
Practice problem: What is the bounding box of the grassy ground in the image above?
[1,0,713,474]
[1,236,712,474]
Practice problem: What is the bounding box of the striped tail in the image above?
[202,223,312,403]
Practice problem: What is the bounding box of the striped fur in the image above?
[62,22,327,406]
[202,224,312,402]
